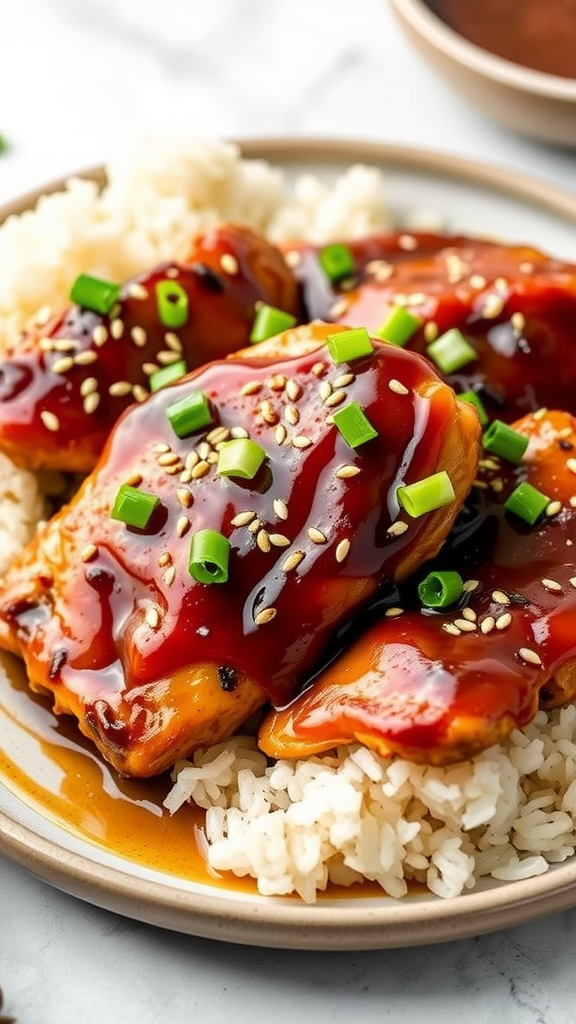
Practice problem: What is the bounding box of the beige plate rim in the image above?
[2,137,576,950]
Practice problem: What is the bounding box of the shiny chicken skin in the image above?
[0,322,479,776]
[0,223,300,473]
[260,409,576,766]
[292,232,576,423]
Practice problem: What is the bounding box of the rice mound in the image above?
[0,137,574,902]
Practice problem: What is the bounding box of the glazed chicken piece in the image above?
[0,223,300,473]
[291,232,576,422]
[260,408,576,766]
[0,322,479,776]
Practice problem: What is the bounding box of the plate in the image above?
[2,138,576,951]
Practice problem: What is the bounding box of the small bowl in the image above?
[389,0,576,147]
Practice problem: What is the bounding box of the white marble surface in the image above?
[2,1,576,1021]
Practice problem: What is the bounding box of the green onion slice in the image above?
[319,243,355,284]
[504,482,550,525]
[483,419,529,464]
[70,273,121,316]
[250,304,297,344]
[326,327,373,364]
[397,471,455,518]
[110,484,159,529]
[418,570,464,609]
[166,389,213,438]
[459,390,489,426]
[426,328,476,374]
[217,438,266,479]
[331,401,378,448]
[155,280,189,329]
[189,529,230,584]
[149,359,188,392]
[375,306,421,347]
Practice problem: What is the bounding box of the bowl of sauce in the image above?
[389,0,576,146]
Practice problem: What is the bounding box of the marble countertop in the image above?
[1,1,576,1021]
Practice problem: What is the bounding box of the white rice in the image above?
[0,137,572,902]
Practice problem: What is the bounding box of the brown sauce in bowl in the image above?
[427,0,576,79]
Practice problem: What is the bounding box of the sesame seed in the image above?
[153,442,171,454]
[332,372,355,389]
[518,647,542,667]
[52,355,75,375]
[330,298,349,319]
[442,623,461,636]
[423,321,438,343]
[495,612,512,630]
[35,306,53,327]
[469,274,487,290]
[257,529,271,553]
[142,362,159,376]
[109,381,132,397]
[166,267,180,279]
[207,426,231,446]
[80,544,98,562]
[39,337,54,352]
[274,424,287,445]
[388,379,409,396]
[191,460,210,479]
[269,533,290,547]
[491,479,504,493]
[254,607,277,626]
[158,451,180,466]
[240,380,263,396]
[124,472,143,486]
[80,377,98,397]
[284,250,301,268]
[318,381,333,402]
[482,295,505,319]
[308,527,327,544]
[385,607,404,618]
[520,262,534,274]
[453,619,477,632]
[127,282,149,300]
[164,332,182,352]
[92,324,108,347]
[146,607,160,629]
[130,326,147,348]
[231,426,249,439]
[273,498,288,520]
[533,407,548,421]
[398,234,418,251]
[311,362,326,377]
[248,518,262,534]
[292,435,313,449]
[286,379,302,401]
[220,253,239,275]
[335,538,351,563]
[567,459,576,475]
[164,566,176,587]
[52,338,76,352]
[268,374,287,391]
[260,399,278,425]
[492,590,510,605]
[74,350,98,366]
[179,469,192,483]
[165,462,184,476]
[324,389,346,408]
[570,578,576,588]
[185,450,199,470]
[231,510,256,527]
[40,410,60,432]
[158,552,172,567]
[461,607,477,622]
[387,521,409,537]
[110,318,124,340]
[282,550,305,572]
[197,441,212,461]
[480,616,495,634]
[83,392,100,415]
[176,516,190,537]
[542,578,562,592]
[472,479,488,490]
[284,405,300,426]
[463,579,480,593]
[479,458,501,471]
[511,312,526,332]
[132,384,148,403]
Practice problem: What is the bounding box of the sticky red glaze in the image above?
[260,409,576,764]
[293,233,576,422]
[0,224,300,472]
[0,324,478,772]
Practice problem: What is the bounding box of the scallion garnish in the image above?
[483,420,529,464]
[459,390,489,426]
[397,471,455,517]
[110,484,159,529]
[189,529,230,584]
[166,389,213,438]
[375,306,421,347]
[155,280,189,329]
[426,328,476,374]
[319,243,355,284]
[250,304,297,344]
[504,482,550,525]
[331,401,378,448]
[326,327,373,364]
[217,438,266,479]
[418,570,464,609]
[70,273,121,316]
[149,359,188,392]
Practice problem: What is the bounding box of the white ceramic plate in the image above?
[2,138,576,951]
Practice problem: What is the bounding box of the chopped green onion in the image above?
[250,304,297,344]
[110,484,159,529]
[418,570,464,609]
[483,419,528,464]
[397,471,455,517]
[319,243,355,284]
[149,359,188,392]
[504,482,550,525]
[166,389,213,438]
[189,529,230,584]
[459,390,489,426]
[155,279,189,329]
[426,328,476,374]
[0,134,8,154]
[375,306,421,347]
[326,327,373,364]
[217,438,266,479]
[331,401,378,448]
[70,273,121,316]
